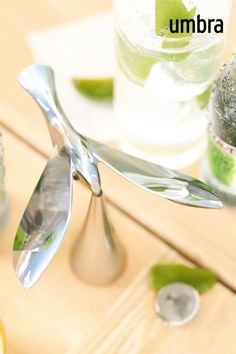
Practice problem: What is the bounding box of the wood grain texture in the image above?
[1,1,236,290]
[0,126,173,353]
[78,270,236,354]
[2,127,236,354]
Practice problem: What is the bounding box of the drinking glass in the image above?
[114,0,232,168]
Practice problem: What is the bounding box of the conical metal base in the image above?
[71,193,126,286]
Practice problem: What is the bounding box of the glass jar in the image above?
[114,0,232,168]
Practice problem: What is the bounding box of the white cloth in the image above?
[28,12,117,142]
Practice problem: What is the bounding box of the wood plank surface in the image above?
[1,1,236,290]
[0,126,172,353]
[2,127,236,354]
[78,271,236,354]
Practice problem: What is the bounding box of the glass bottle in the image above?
[203,53,236,205]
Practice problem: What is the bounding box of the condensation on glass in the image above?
[114,0,232,169]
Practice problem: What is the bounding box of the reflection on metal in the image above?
[18,64,101,197]
[13,148,72,289]
[71,194,125,285]
[14,64,223,289]
[88,138,223,209]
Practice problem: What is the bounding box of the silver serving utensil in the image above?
[16,64,125,288]
[14,64,223,289]
[18,64,101,197]
[19,64,223,209]
[13,147,72,289]
[88,138,222,209]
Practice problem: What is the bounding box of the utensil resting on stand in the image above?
[13,65,223,289]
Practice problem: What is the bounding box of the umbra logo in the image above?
[170,14,224,34]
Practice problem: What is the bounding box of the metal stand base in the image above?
[71,193,126,286]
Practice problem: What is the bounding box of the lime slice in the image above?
[117,0,197,83]
[150,264,217,294]
[116,33,159,84]
[72,78,113,100]
[156,0,196,62]
[0,320,7,354]
[155,0,196,38]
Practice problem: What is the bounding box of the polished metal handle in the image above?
[19,64,223,209]
[88,138,223,209]
[19,64,101,196]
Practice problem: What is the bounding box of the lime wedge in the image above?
[72,78,113,100]
[156,0,196,62]
[155,0,196,38]
[116,33,159,84]
[150,264,217,294]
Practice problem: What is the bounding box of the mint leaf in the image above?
[72,78,113,100]
[150,264,217,294]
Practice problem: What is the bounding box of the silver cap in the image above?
[155,283,200,326]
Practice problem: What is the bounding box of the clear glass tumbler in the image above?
[114,0,232,168]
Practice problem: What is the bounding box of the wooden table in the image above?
[0,1,236,353]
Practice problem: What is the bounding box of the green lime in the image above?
[72,77,113,100]
[155,0,196,38]
[155,0,196,62]
[116,33,159,84]
[208,135,236,187]
[150,263,217,294]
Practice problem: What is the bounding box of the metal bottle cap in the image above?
[155,283,200,326]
